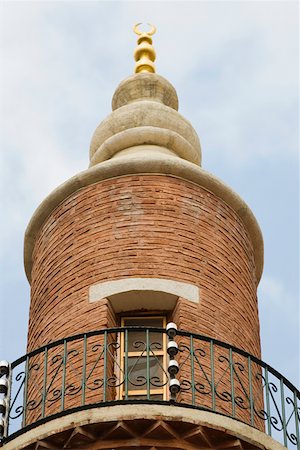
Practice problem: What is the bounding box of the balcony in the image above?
[0,327,299,449]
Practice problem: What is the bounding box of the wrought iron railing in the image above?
[0,327,299,448]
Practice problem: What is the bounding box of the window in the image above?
[118,316,168,400]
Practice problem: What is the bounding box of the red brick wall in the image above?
[28,174,260,356]
[25,174,262,426]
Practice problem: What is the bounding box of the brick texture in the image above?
[26,174,262,425]
[28,174,260,355]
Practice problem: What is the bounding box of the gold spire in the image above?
[133,23,156,73]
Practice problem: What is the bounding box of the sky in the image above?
[0,0,299,397]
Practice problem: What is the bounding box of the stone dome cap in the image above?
[112,73,179,110]
[89,73,202,167]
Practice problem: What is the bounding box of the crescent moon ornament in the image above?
[134,23,156,36]
[133,23,157,73]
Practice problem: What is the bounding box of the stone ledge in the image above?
[2,404,285,450]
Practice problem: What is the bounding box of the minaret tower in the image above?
[1,26,299,450]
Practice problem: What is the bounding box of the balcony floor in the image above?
[2,404,286,450]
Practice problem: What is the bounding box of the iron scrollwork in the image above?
[5,328,300,448]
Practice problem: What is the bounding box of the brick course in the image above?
[25,174,262,426]
[28,174,260,356]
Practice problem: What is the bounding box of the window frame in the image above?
[118,315,168,400]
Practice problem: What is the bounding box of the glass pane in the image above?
[126,330,163,353]
[127,393,163,400]
[127,356,164,391]
[123,318,164,352]
[123,318,164,327]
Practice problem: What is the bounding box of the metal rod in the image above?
[146,329,150,400]
[190,335,195,406]
[81,335,87,406]
[264,366,272,436]
[280,378,287,447]
[103,331,107,402]
[61,340,67,412]
[22,356,29,427]
[124,329,128,400]
[3,362,12,438]
[41,347,48,418]
[210,340,216,412]
[248,356,254,426]
[293,389,300,450]
[229,348,235,418]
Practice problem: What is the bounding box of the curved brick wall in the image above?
[28,174,260,355]
[25,173,262,428]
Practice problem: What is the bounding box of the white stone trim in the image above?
[2,404,285,450]
[89,277,199,302]
[89,277,199,312]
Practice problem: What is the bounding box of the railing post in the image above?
[22,356,29,428]
[293,389,300,450]
[0,361,11,443]
[190,335,195,406]
[166,323,180,402]
[210,340,216,412]
[61,340,67,412]
[81,334,87,406]
[264,366,272,437]
[103,332,107,403]
[280,378,287,447]
[124,329,129,401]
[247,356,254,427]
[146,329,150,400]
[41,348,48,418]
[229,348,236,419]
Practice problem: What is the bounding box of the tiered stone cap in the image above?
[89,73,202,167]
[24,62,263,285]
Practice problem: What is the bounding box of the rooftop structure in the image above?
[0,25,299,450]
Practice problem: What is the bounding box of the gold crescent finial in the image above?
[133,23,157,74]
[134,23,156,36]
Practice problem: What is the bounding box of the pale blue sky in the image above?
[1,1,299,391]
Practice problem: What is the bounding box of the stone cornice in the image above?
[24,154,263,283]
